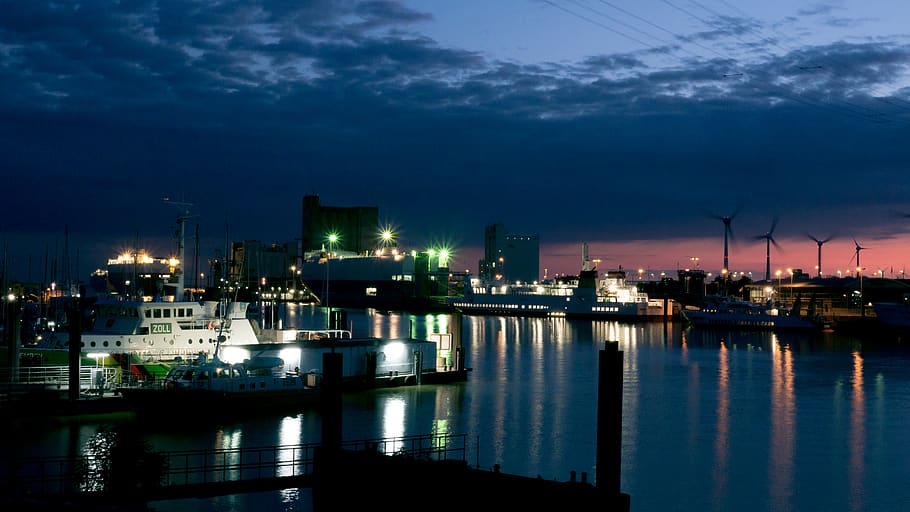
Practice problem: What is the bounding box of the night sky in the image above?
[2,0,909,283]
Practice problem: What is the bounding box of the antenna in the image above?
[162,197,196,302]
[582,242,591,272]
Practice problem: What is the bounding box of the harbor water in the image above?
[8,304,910,511]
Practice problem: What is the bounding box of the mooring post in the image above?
[5,297,21,382]
[66,295,83,402]
[596,340,623,496]
[321,351,343,451]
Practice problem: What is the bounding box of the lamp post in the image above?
[775,269,782,302]
[326,233,339,327]
[857,266,864,317]
[787,268,793,301]
[290,265,297,302]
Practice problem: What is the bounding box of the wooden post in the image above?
[321,351,343,452]
[596,341,623,496]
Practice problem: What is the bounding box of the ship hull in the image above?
[872,302,910,329]
[449,295,673,321]
[681,309,819,331]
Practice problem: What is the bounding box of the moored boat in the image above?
[116,340,320,414]
[116,326,469,414]
[448,243,675,321]
[872,295,910,329]
[681,296,820,331]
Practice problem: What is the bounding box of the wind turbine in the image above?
[849,237,866,270]
[808,234,833,278]
[710,207,740,276]
[755,218,780,282]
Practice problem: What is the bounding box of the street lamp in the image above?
[379,228,394,253]
[857,266,865,317]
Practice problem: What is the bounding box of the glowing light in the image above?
[279,347,302,369]
[438,247,451,267]
[221,346,251,364]
[382,341,406,362]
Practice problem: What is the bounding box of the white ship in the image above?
[34,203,301,360]
[36,299,274,360]
[448,244,674,320]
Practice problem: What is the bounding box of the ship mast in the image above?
[582,242,591,272]
[163,197,195,302]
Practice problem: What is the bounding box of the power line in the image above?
[541,0,904,125]
[541,0,659,51]
[657,0,898,123]
[688,0,901,121]
[595,0,732,61]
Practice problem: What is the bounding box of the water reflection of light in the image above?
[382,397,407,453]
[849,351,865,512]
[680,329,688,364]
[215,428,242,450]
[769,340,795,511]
[711,340,729,508]
[277,416,302,476]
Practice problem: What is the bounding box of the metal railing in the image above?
[0,366,120,393]
[3,433,467,500]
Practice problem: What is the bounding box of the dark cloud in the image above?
[1,0,909,279]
